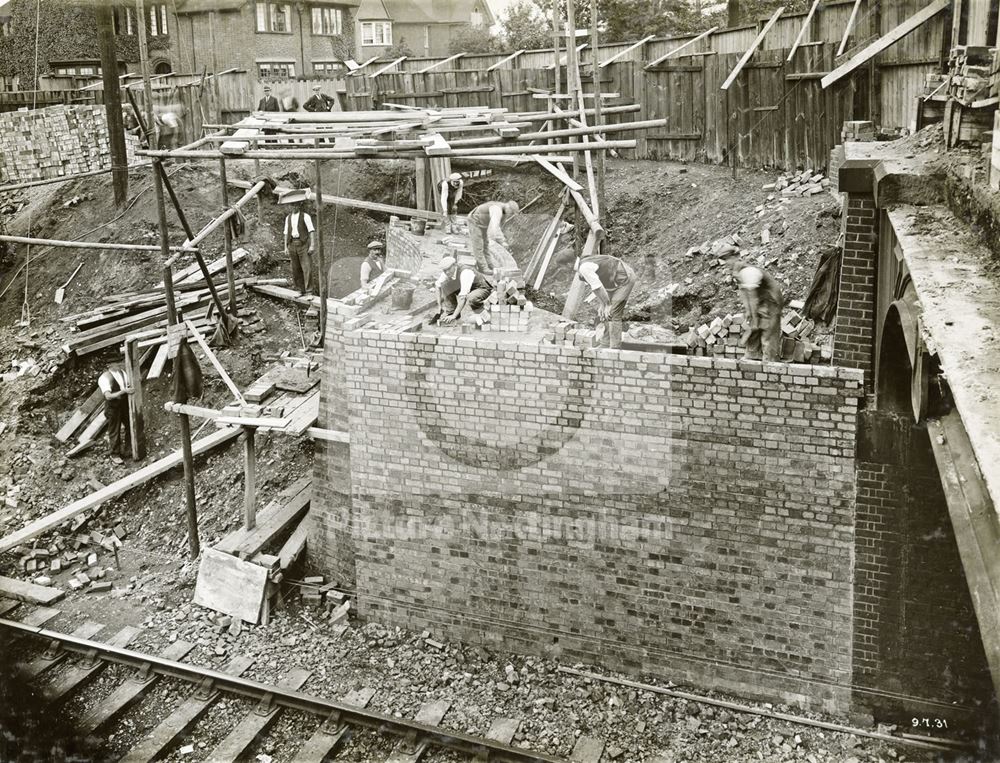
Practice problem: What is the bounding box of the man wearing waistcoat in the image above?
[360,240,385,287]
[282,191,316,294]
[575,251,636,349]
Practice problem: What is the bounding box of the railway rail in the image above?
[0,612,592,763]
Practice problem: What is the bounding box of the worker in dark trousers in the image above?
[436,256,493,325]
[438,172,464,233]
[575,252,637,349]
[280,190,316,294]
[359,240,386,287]
[719,248,783,361]
[466,199,519,276]
[98,364,132,463]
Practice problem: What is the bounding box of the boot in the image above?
[608,320,623,349]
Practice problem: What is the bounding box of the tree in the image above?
[531,0,702,43]
[384,37,414,57]
[501,0,553,51]
[448,24,501,54]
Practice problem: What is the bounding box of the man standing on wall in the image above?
[436,257,493,325]
[438,172,464,233]
[281,190,316,294]
[304,84,336,112]
[257,85,280,111]
[719,247,783,361]
[98,364,132,463]
[360,240,386,287]
[575,251,636,349]
[466,199,518,276]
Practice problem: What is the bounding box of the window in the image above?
[256,2,291,32]
[113,7,135,35]
[313,61,344,74]
[257,61,295,78]
[52,61,102,76]
[0,19,12,37]
[360,21,391,46]
[311,7,342,35]
[148,4,168,35]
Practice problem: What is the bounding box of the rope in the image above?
[20,0,42,327]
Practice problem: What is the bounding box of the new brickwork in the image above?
[834,193,878,389]
[312,325,864,712]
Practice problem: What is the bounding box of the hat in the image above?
[439,256,456,271]
[263,85,271,91]
[312,84,321,91]
[278,188,309,205]
[448,172,462,182]
[367,240,384,250]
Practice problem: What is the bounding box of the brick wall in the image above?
[312,327,864,712]
[385,224,424,274]
[833,193,877,389]
[0,105,139,185]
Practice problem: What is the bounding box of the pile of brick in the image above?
[682,308,830,363]
[475,278,533,332]
[840,120,876,142]
[762,169,830,197]
[297,574,352,627]
[17,516,126,595]
[0,105,139,186]
[947,45,995,104]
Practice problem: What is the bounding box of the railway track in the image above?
[0,609,599,763]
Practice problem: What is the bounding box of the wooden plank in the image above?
[417,53,462,73]
[837,0,863,56]
[385,699,452,762]
[184,318,245,404]
[56,387,103,443]
[42,626,141,702]
[215,415,289,429]
[215,477,311,555]
[645,27,718,68]
[600,35,654,68]
[821,0,950,88]
[120,654,255,763]
[486,50,524,72]
[286,392,320,435]
[294,687,375,763]
[721,9,784,90]
[243,426,257,530]
[18,621,105,679]
[229,487,311,560]
[0,575,65,605]
[146,343,169,380]
[275,515,309,570]
[77,640,195,734]
[192,548,269,624]
[18,607,61,627]
[125,338,146,462]
[370,57,406,78]
[787,0,821,61]
[0,427,240,554]
[208,668,312,763]
[532,157,584,192]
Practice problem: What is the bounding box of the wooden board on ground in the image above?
[18,620,105,678]
[193,547,269,624]
[56,388,103,442]
[41,625,141,702]
[214,477,311,556]
[385,699,451,763]
[273,368,320,394]
[294,687,375,763]
[0,575,65,605]
[0,427,241,554]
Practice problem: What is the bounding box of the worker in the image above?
[719,248,783,361]
[467,200,519,275]
[281,190,316,294]
[436,256,493,325]
[438,172,464,232]
[257,85,280,112]
[575,251,636,349]
[155,105,183,150]
[359,241,386,287]
[98,364,132,462]
[304,84,336,112]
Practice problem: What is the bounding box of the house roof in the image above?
[361,0,494,25]
[178,0,359,13]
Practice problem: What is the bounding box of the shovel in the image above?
[55,263,84,304]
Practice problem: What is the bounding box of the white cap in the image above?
[448,172,462,182]
[439,256,456,270]
[312,84,321,91]
[367,240,383,250]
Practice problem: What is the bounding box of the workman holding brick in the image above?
[719,247,783,361]
[98,364,132,463]
[438,172,464,233]
[280,190,316,294]
[575,252,636,349]
[466,199,519,275]
[359,240,386,287]
[436,257,493,325]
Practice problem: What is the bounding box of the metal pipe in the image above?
[0,234,187,253]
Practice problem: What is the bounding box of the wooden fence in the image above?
[343,43,856,172]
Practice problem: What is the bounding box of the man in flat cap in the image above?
[360,240,386,287]
[281,190,316,294]
[438,172,464,233]
[304,84,336,113]
[257,85,280,112]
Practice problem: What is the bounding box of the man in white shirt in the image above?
[719,248,783,361]
[98,365,132,461]
[282,196,316,293]
[467,199,518,275]
[435,257,493,325]
[575,252,636,349]
[359,241,385,287]
[438,172,464,232]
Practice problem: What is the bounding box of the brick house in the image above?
[354,0,495,58]
[170,0,360,80]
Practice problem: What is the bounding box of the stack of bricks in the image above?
[833,193,877,387]
[680,309,829,363]
[947,45,994,103]
[841,120,875,142]
[763,169,829,197]
[0,105,139,185]
[476,278,532,332]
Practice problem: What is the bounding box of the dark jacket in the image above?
[257,95,280,111]
[304,93,335,112]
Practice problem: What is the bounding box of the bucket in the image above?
[410,219,426,236]
[392,285,414,310]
